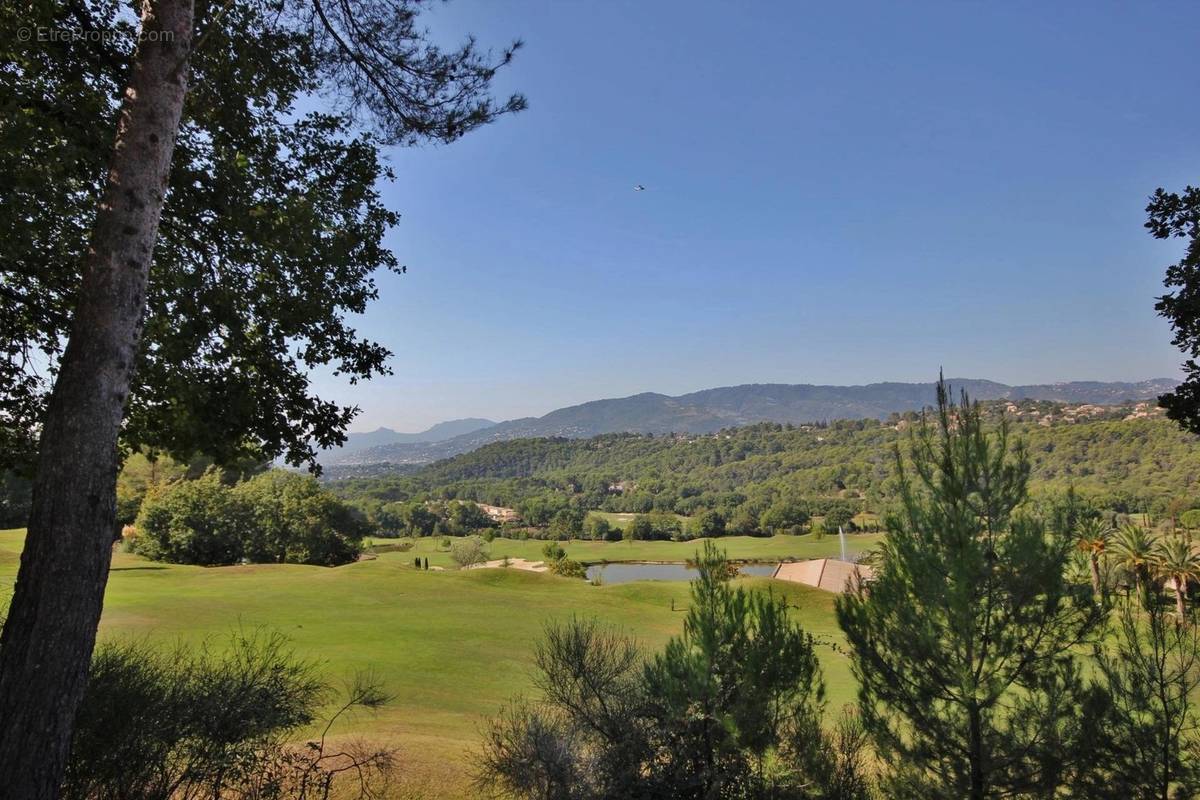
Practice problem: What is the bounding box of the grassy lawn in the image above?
[585,510,689,530]
[0,528,864,797]
[384,531,885,568]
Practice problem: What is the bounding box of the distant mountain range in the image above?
[322,418,495,462]
[324,379,1179,467]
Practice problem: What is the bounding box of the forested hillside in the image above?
[330,400,1200,529]
[329,378,1177,466]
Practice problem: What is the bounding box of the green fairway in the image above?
[382,531,883,568]
[0,529,865,797]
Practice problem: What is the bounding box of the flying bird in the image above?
[633,184,645,191]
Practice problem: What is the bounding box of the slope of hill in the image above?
[331,379,1177,466]
[330,399,1196,519]
[320,418,495,463]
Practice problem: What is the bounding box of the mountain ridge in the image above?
[329,378,1178,467]
[322,417,495,462]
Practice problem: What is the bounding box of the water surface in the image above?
[585,562,777,584]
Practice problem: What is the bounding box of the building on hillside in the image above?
[773,559,874,593]
[478,503,520,524]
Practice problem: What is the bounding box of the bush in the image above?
[759,500,810,536]
[1181,508,1200,530]
[451,535,490,568]
[550,558,587,579]
[63,632,394,800]
[132,470,251,565]
[584,515,612,541]
[234,471,367,566]
[689,509,726,539]
[133,469,366,566]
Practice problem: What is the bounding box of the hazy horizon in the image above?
[345,373,1182,434]
[308,0,1196,433]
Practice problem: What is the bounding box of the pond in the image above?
[584,562,778,585]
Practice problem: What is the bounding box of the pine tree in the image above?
[1077,599,1200,799]
[836,380,1100,799]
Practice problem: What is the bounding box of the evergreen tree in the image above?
[1077,599,1200,799]
[643,541,824,796]
[836,380,1100,799]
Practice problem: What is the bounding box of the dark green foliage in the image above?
[644,542,825,795]
[0,0,523,472]
[627,515,654,541]
[836,382,1100,799]
[448,500,494,534]
[584,515,613,540]
[759,499,811,535]
[132,471,251,566]
[823,505,856,532]
[62,631,393,800]
[550,558,587,579]
[1077,600,1200,799]
[1148,184,1200,435]
[134,469,365,566]
[0,471,31,528]
[1180,508,1200,531]
[423,557,429,570]
[234,471,369,565]
[688,509,726,538]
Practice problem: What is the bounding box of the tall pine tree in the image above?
[836,380,1100,799]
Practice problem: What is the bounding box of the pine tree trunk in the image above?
[0,3,194,797]
[968,703,985,800]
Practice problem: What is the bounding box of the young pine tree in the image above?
[836,381,1100,799]
[1076,599,1200,800]
[644,541,824,796]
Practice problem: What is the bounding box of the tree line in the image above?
[326,401,1200,541]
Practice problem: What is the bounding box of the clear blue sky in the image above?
[312,0,1199,432]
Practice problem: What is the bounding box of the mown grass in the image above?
[0,528,865,797]
[385,531,884,568]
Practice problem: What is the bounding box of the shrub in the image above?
[133,470,366,567]
[689,509,726,539]
[759,500,810,536]
[451,535,490,568]
[234,471,367,566]
[63,632,394,800]
[584,515,612,541]
[550,558,587,579]
[133,470,250,565]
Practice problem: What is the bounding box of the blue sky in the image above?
[312,0,1199,432]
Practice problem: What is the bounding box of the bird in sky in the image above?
[633,184,645,191]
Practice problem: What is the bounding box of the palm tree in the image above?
[1114,524,1157,608]
[1155,535,1200,618]
[1076,517,1112,603]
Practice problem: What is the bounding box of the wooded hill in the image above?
[326,378,1178,466]
[329,399,1200,523]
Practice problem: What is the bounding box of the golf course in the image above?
[0,529,878,797]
